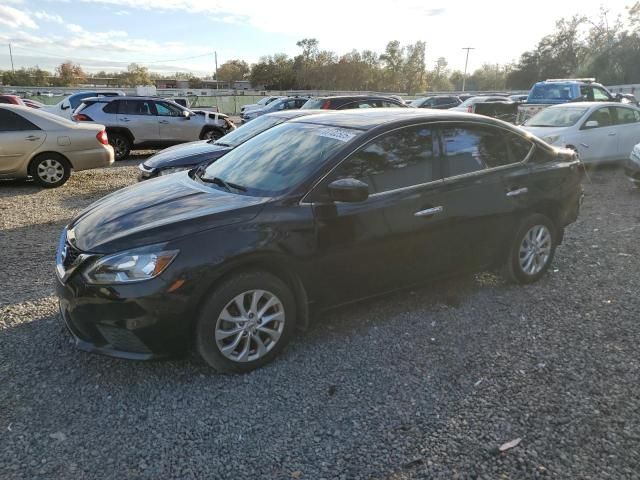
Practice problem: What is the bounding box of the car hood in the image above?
[69,172,269,253]
[144,140,231,169]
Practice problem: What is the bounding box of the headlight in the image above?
[83,245,179,284]
[159,166,191,176]
[542,134,561,145]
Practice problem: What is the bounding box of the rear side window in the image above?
[382,101,401,108]
[120,100,154,116]
[334,125,439,194]
[613,107,640,125]
[0,109,40,131]
[0,98,11,104]
[103,101,119,114]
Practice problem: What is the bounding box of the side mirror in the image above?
[182,110,191,119]
[584,120,599,128]
[328,178,369,203]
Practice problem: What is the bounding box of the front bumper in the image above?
[56,269,194,361]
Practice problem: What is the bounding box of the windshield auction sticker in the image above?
[314,127,358,142]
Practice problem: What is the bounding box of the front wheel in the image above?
[503,213,557,284]
[196,271,296,373]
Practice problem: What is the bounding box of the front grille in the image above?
[63,242,81,269]
[96,325,151,353]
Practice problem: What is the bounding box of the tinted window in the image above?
[0,109,40,131]
[202,122,360,197]
[103,101,119,114]
[442,126,515,176]
[334,126,438,194]
[120,100,154,116]
[0,98,11,104]
[300,98,326,109]
[382,101,401,108]
[435,97,451,106]
[155,102,182,116]
[614,107,640,125]
[585,107,614,127]
[69,93,95,110]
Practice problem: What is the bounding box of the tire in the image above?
[503,213,557,284]
[108,133,131,161]
[29,153,71,188]
[200,128,223,141]
[196,271,296,373]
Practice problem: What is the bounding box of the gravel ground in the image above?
[1,161,639,479]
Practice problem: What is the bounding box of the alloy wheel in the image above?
[519,224,552,275]
[36,159,65,184]
[215,289,285,363]
[111,138,127,158]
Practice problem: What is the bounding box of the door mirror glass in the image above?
[584,120,599,128]
[328,178,369,203]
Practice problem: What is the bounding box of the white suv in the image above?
[73,96,235,160]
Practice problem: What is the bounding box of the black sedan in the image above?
[301,95,406,110]
[56,109,583,373]
[137,109,327,180]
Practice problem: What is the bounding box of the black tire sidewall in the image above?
[196,271,296,373]
[109,134,131,161]
[507,214,557,284]
[30,154,71,188]
[201,128,223,141]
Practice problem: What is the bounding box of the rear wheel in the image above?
[108,133,131,160]
[196,271,296,373]
[201,128,223,141]
[503,213,557,284]
[29,153,71,188]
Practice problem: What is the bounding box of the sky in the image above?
[0,0,632,76]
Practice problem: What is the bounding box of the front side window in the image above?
[0,109,40,132]
[441,126,513,176]
[593,87,611,101]
[333,126,438,194]
[155,102,182,117]
[584,107,614,128]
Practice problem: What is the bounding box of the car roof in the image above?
[289,108,514,130]
[315,95,398,101]
[263,109,330,120]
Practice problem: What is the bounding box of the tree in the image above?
[54,62,85,86]
[120,63,151,86]
[217,59,250,85]
[402,41,426,94]
[380,40,404,91]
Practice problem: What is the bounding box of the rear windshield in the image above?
[529,84,576,101]
[202,122,361,196]
[525,106,589,127]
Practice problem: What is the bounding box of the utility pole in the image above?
[495,63,499,90]
[9,43,15,73]
[214,51,219,112]
[461,47,474,92]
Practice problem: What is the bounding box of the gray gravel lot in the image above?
[1,160,640,479]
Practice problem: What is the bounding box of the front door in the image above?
[308,124,446,304]
[0,109,46,175]
[155,101,196,142]
[576,106,619,163]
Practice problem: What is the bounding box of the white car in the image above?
[43,91,125,120]
[523,102,640,164]
[240,96,284,114]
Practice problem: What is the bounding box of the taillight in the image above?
[96,130,109,145]
[467,106,473,113]
[322,100,331,109]
[73,113,93,121]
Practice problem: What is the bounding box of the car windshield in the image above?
[257,97,270,105]
[212,115,284,147]
[300,98,325,109]
[201,122,361,196]
[529,84,576,101]
[525,107,589,127]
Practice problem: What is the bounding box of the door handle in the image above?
[580,143,589,148]
[25,135,40,141]
[506,187,528,197]
[159,120,169,124]
[414,206,443,217]
[121,118,130,122]
[608,132,617,136]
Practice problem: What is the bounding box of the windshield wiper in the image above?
[200,175,247,192]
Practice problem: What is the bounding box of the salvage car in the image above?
[56,109,583,373]
[240,97,309,123]
[301,95,406,111]
[0,105,113,187]
[138,109,327,180]
[522,102,640,164]
[410,96,462,109]
[73,96,235,160]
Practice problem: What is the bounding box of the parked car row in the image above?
[55,108,585,373]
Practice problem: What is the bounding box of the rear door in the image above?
[611,106,640,159]
[116,99,159,143]
[155,101,196,142]
[433,123,535,271]
[0,109,46,175]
